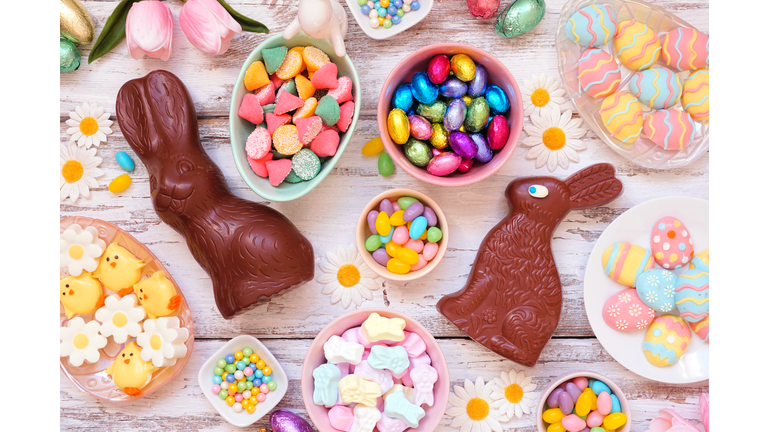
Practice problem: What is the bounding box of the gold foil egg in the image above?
[60,0,96,45]
[387,109,410,145]
[430,123,449,149]
[450,54,477,82]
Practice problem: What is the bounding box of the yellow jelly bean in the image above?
[362,137,384,156]
[390,210,406,226]
[108,174,131,193]
[376,212,392,236]
[396,248,419,265]
[575,391,592,417]
[542,408,565,423]
[387,258,410,274]
[419,229,428,241]
[603,412,627,430]
[547,422,566,432]
[387,109,410,145]
[583,388,597,411]
[385,241,400,258]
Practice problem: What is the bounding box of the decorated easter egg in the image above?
[387,109,410,145]
[600,92,643,144]
[651,216,694,269]
[392,83,415,112]
[636,269,678,313]
[614,20,661,70]
[411,72,439,105]
[692,316,709,343]
[578,49,621,98]
[682,69,709,121]
[602,288,656,331]
[628,67,682,109]
[427,54,451,84]
[566,4,617,48]
[444,98,467,131]
[675,249,709,327]
[643,315,691,366]
[601,241,654,287]
[661,27,709,71]
[643,109,697,151]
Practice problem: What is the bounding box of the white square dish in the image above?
[344,0,433,40]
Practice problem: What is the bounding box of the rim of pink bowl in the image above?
[300,308,450,432]
[377,43,524,187]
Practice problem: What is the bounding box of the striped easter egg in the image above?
[629,67,682,109]
[692,316,709,343]
[566,4,618,48]
[682,69,709,121]
[600,92,644,144]
[675,250,709,327]
[614,20,661,70]
[643,109,696,150]
[601,241,654,287]
[643,315,692,366]
[578,48,621,98]
[661,27,709,71]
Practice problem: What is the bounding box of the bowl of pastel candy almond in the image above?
[301,308,450,431]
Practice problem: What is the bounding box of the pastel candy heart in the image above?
[254,82,276,106]
[351,404,381,432]
[328,405,354,431]
[338,101,355,133]
[338,374,382,407]
[274,91,304,115]
[376,412,409,432]
[247,152,272,178]
[354,360,394,394]
[409,364,438,407]
[362,312,406,343]
[310,129,340,157]
[312,363,341,407]
[296,116,323,146]
[384,390,425,428]
[265,112,291,135]
[311,62,339,89]
[368,345,409,375]
[262,46,288,74]
[324,335,364,365]
[394,332,426,358]
[265,159,292,186]
[238,93,265,124]
[315,95,341,126]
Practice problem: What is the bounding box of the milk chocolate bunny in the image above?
[116,70,314,319]
[437,164,623,366]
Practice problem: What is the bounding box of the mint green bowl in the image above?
[230,33,361,202]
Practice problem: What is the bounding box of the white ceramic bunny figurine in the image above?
[283,0,348,57]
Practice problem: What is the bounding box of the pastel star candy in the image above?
[410,364,438,407]
[384,390,425,428]
[351,404,381,432]
[328,405,354,431]
[377,412,409,432]
[353,360,394,394]
[367,345,409,375]
[338,374,382,407]
[324,335,364,365]
[313,363,341,407]
[361,312,406,343]
[394,332,427,358]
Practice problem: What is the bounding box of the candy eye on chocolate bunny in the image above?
[528,185,549,198]
[176,159,195,175]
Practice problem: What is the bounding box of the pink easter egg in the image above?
[405,239,424,253]
[602,288,656,331]
[573,376,589,391]
[597,391,612,415]
[587,411,605,428]
[393,225,410,245]
[651,216,694,269]
[578,48,621,98]
[661,27,709,71]
[562,414,587,431]
[423,242,439,261]
[643,109,696,151]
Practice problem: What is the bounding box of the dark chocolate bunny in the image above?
[437,164,622,366]
[116,70,314,319]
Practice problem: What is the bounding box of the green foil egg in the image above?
[465,97,490,133]
[430,123,449,149]
[404,138,432,167]
[495,0,546,38]
[416,101,448,123]
[60,38,80,73]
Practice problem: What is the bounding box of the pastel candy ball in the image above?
[602,288,656,331]
[614,20,661,70]
[578,49,621,98]
[643,109,697,151]
[643,315,692,366]
[661,27,709,71]
[651,216,694,269]
[628,67,682,109]
[682,69,709,121]
[566,4,617,47]
[601,242,654,287]
[636,269,678,313]
[675,251,709,325]
[600,92,643,144]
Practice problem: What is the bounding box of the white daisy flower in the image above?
[646,274,659,286]
[490,369,538,421]
[60,317,108,367]
[663,285,675,298]
[662,272,675,282]
[616,320,628,330]
[661,302,674,312]
[645,292,657,302]
[94,294,146,344]
[636,319,648,329]
[65,102,113,148]
[607,304,619,317]
[446,377,503,432]
[521,106,587,172]
[61,142,104,204]
[628,303,642,317]
[317,244,381,309]
[618,293,631,303]
[521,74,567,117]
[60,223,106,276]
[136,316,190,368]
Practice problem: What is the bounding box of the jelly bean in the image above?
[387,258,411,274]
[591,428,606,432]
[597,391,612,415]
[423,206,438,226]
[376,211,392,235]
[380,198,394,216]
[573,377,589,391]
[561,414,586,432]
[409,216,427,240]
[423,242,439,261]
[575,391,592,416]
[396,248,419,265]
[393,203,401,212]
[410,254,428,271]
[392,225,410,245]
[217,359,227,368]
[586,411,604,428]
[380,226,394,244]
[547,424,566,432]
[116,151,135,171]
[565,383,582,402]
[610,394,621,414]
[108,174,132,193]
[603,412,627,429]
[373,248,390,266]
[403,201,424,222]
[378,152,394,176]
[427,227,443,243]
[558,391,574,415]
[583,388,597,411]
[386,241,400,258]
[405,239,424,253]
[588,379,595,388]
[547,388,565,408]
[367,210,379,233]
[590,380,611,396]
[543,408,566,423]
[363,137,384,156]
[397,196,418,210]
[366,235,383,251]
[390,210,407,226]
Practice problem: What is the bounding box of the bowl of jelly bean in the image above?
[356,188,448,281]
[377,43,524,187]
[537,371,631,432]
[197,335,288,427]
[344,0,434,40]
[301,307,450,432]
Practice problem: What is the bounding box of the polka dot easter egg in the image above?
[642,315,691,366]
[602,288,656,332]
[675,249,709,328]
[651,216,694,269]
[636,269,678,313]
[566,4,618,48]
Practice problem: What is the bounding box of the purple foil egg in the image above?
[439,77,468,98]
[468,64,487,97]
[458,157,474,173]
[380,199,394,216]
[448,131,478,158]
[470,133,493,163]
[270,410,314,432]
[402,201,424,222]
[372,248,390,266]
[487,115,510,150]
[423,206,438,227]
[427,54,451,84]
[408,115,432,140]
[443,99,467,131]
[367,210,379,233]
[427,152,462,176]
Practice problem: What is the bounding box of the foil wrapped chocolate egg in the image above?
[404,138,432,167]
[416,100,448,123]
[465,97,490,133]
[450,53,477,82]
[60,38,81,73]
[408,115,432,140]
[444,99,467,131]
[468,64,487,97]
[427,54,451,84]
[484,84,511,114]
[459,157,474,173]
[271,410,314,432]
[387,108,410,145]
[462,95,473,105]
[411,71,439,104]
[427,151,462,176]
[392,83,415,112]
[486,115,510,150]
[430,123,450,149]
[470,133,493,162]
[448,131,479,158]
[439,77,467,98]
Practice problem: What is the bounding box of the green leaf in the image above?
[88,0,141,64]
[216,0,269,34]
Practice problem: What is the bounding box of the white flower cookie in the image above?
[60,224,106,276]
[136,316,190,368]
[60,317,108,367]
[95,295,146,343]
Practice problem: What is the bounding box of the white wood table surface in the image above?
[60,0,709,430]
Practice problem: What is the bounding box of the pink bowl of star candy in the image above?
[301,308,450,431]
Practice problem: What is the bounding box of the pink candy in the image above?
[311,62,339,89]
[587,411,605,428]
[423,242,439,261]
[392,226,410,245]
[327,76,354,104]
[248,152,272,178]
[342,327,360,344]
[296,115,323,146]
[265,112,292,135]
[234,393,244,402]
[238,93,264,125]
[254,82,276,106]
[562,414,587,431]
[597,391,612,415]
[395,332,427,358]
[211,384,221,394]
[244,367,254,377]
[310,129,340,157]
[573,376,589,391]
[426,151,462,176]
[410,254,428,271]
[260,383,270,394]
[404,239,424,253]
[337,101,355,133]
[256,392,266,402]
[245,127,271,160]
[274,91,304,115]
[328,405,354,431]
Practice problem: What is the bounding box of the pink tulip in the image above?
[180,0,242,55]
[126,0,173,61]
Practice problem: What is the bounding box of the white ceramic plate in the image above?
[584,197,709,383]
[344,0,433,40]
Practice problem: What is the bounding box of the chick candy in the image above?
[133,271,181,319]
[105,341,159,396]
[92,243,145,294]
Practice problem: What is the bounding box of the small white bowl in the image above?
[344,0,433,40]
[197,335,288,428]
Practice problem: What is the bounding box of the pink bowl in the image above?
[377,43,524,187]
[301,308,450,431]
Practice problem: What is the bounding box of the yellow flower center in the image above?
[79,116,99,136]
[69,245,84,260]
[73,333,89,349]
[112,312,128,327]
[466,397,490,421]
[150,334,163,350]
[337,264,361,288]
[62,160,84,183]
[542,127,566,150]
[531,88,551,107]
[505,383,524,404]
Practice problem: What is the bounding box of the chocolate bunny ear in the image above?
[143,70,199,145]
[116,78,156,158]
[565,163,623,208]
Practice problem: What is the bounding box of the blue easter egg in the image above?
[392,83,414,112]
[484,85,510,114]
[116,151,135,172]
[411,72,439,105]
[675,254,709,325]
[628,66,682,109]
[565,4,618,48]
[636,269,678,313]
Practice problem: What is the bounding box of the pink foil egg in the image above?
[459,157,474,173]
[408,115,433,140]
[426,152,462,176]
[486,115,510,150]
[427,54,451,84]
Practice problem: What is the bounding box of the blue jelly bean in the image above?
[610,394,622,413]
[225,354,235,364]
[115,151,135,172]
[393,0,403,6]
[409,216,428,240]
[411,0,420,10]
[387,5,397,15]
[253,378,263,387]
[236,361,246,370]
[392,14,401,24]
[361,5,371,14]
[213,375,223,385]
[246,374,255,382]
[590,380,611,396]
[263,375,272,383]
[380,226,394,243]
[255,369,264,378]
[377,7,387,16]
[226,374,235,383]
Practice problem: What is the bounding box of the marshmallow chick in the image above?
[324,335,364,365]
[351,404,381,432]
[368,345,409,375]
[410,364,438,407]
[93,243,145,294]
[384,390,425,428]
[312,363,341,407]
[338,374,382,407]
[361,312,406,343]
